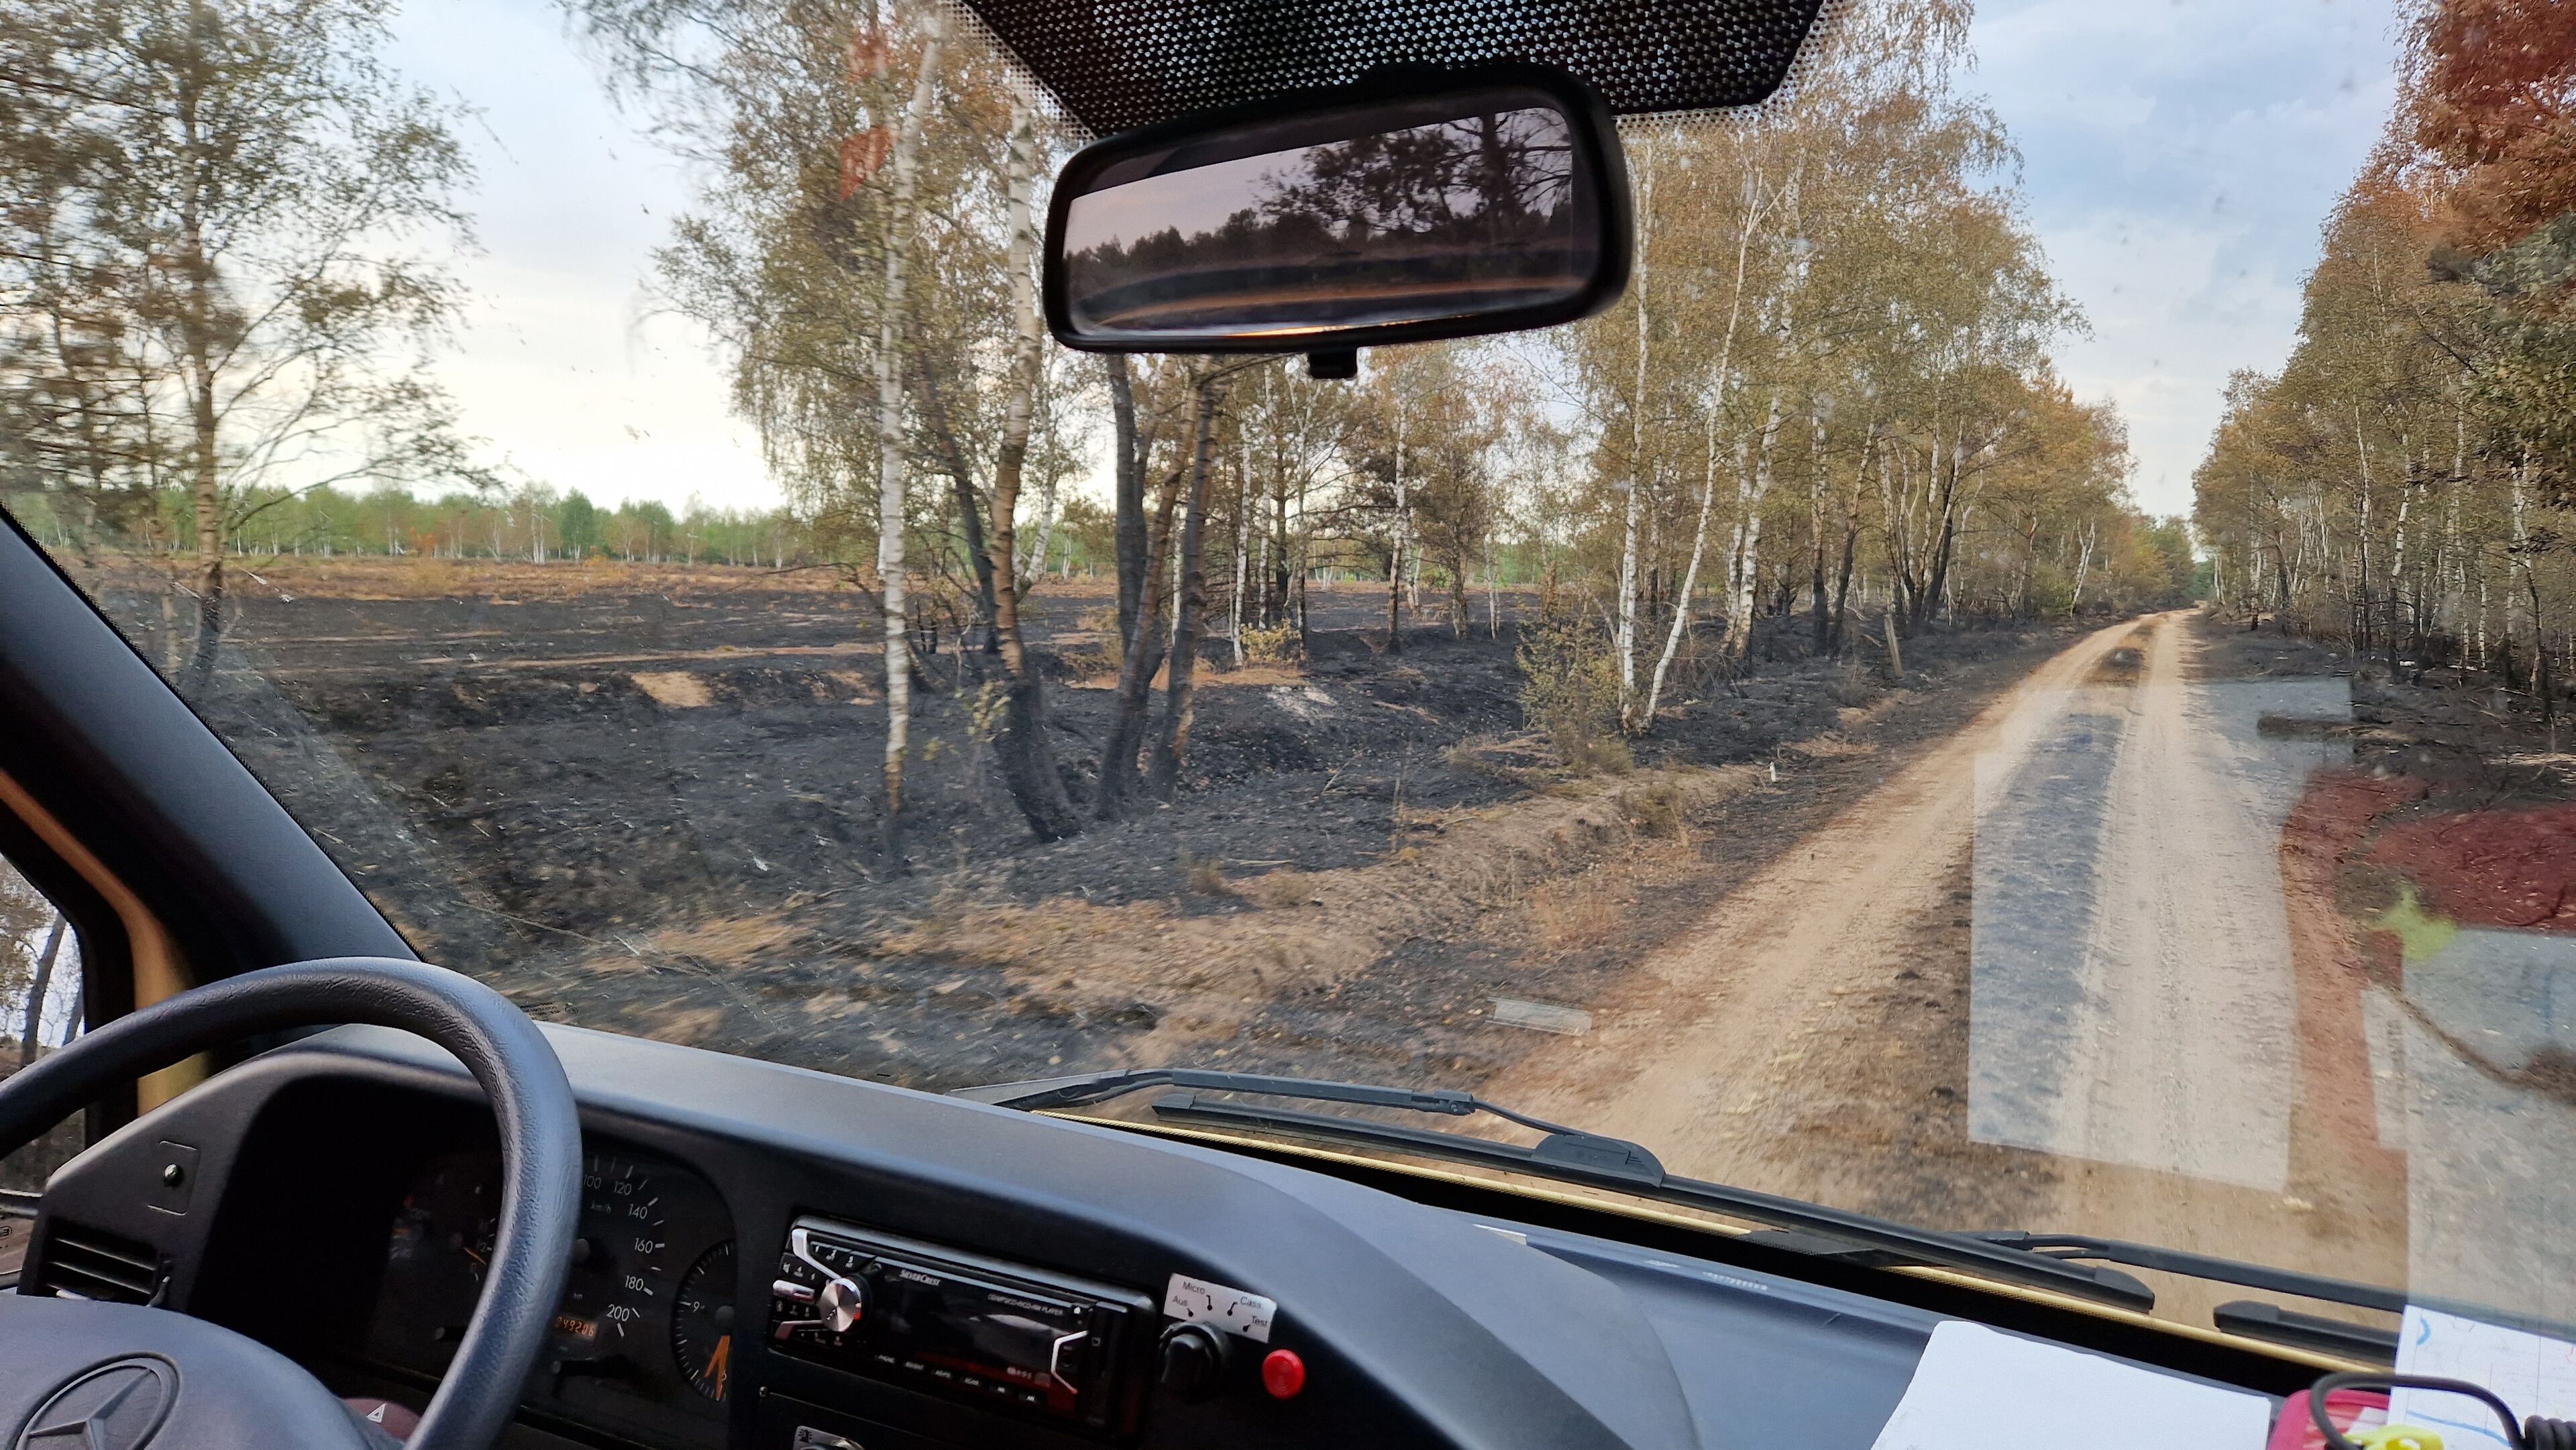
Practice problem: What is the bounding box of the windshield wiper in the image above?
[955,1067,1662,1178]
[956,1068,2154,1313]
[1970,1233,2576,1362]
[1968,1232,2405,1315]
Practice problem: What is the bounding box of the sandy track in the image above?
[1485,616,2147,1183]
[1485,612,2410,1328]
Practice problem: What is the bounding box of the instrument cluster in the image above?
[366,1145,737,1441]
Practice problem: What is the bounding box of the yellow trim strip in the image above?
[0,765,203,1108]
[1051,1110,2383,1376]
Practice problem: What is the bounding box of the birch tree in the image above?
[871,10,944,838]
[0,0,482,689]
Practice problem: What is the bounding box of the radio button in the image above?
[772,1278,816,1303]
[818,1274,867,1333]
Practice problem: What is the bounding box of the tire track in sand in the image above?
[1484,610,2408,1331]
[1484,616,2147,1187]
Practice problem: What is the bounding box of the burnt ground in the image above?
[69,556,2106,1099]
[2199,614,2576,1024]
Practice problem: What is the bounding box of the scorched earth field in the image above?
[74,555,2081,1097]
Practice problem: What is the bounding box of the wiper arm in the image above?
[1150,1088,1668,1183]
[1968,1232,2406,1315]
[957,1067,1574,1127]
[955,1068,1664,1180]
[1972,1232,2576,1361]
[1971,1233,2414,1363]
[957,1067,2153,1313]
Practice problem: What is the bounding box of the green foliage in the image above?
[1,479,817,568]
[1517,608,1632,774]
[0,0,484,561]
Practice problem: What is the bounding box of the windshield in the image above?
[5,0,2572,1347]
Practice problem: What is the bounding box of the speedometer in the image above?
[555,1152,684,1363]
[372,1141,735,1424]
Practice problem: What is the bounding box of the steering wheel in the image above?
[0,958,581,1450]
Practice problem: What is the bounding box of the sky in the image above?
[386,0,2407,520]
[384,0,771,513]
[1966,0,2404,517]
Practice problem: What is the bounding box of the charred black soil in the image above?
[77,559,2108,1098]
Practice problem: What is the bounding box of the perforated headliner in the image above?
[953,0,1832,136]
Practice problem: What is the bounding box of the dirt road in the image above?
[1486,615,2147,1180]
[1485,611,2410,1328]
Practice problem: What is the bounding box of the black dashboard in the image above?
[11,1022,2317,1450]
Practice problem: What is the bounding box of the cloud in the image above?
[387,0,2406,524]
[1970,0,2402,515]
[386,0,772,512]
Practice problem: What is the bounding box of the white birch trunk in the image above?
[1616,142,1655,726]
[1391,407,1407,636]
[1642,158,1769,722]
[1483,532,1499,638]
[1232,424,1251,665]
[1727,389,1784,660]
[875,11,946,822]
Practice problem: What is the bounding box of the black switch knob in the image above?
[1159,1323,1230,1401]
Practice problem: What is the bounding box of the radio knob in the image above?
[818,1274,867,1333]
[1158,1323,1230,1401]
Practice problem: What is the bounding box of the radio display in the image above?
[770,1220,1152,1435]
[876,1261,1092,1411]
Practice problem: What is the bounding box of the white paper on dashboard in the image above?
[1866,1319,2273,1450]
[2388,1306,2576,1450]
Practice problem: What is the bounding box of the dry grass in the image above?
[1245,871,1319,908]
[1617,781,1688,840]
[631,671,714,708]
[834,759,1764,1065]
[1179,850,1237,897]
[1068,661,1308,691]
[1833,688,1918,729]
[1240,622,1300,664]
[639,1005,731,1046]
[1529,871,1623,951]
[1788,734,1878,761]
[647,913,806,964]
[1444,734,1520,781]
[1557,731,1635,776]
[864,893,1385,1067]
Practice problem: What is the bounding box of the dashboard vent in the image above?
[34,1221,165,1305]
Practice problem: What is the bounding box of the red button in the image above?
[1261,1348,1305,1399]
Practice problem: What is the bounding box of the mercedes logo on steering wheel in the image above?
[15,1357,176,1450]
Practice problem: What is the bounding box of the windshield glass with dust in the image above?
[4,0,2573,1347]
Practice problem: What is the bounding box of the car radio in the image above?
[768,1217,1156,1436]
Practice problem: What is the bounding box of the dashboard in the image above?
[368,1146,738,1439]
[9,1022,2322,1450]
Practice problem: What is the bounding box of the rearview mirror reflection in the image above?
[1044,66,1630,354]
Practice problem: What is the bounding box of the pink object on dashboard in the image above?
[2270,1388,2390,1450]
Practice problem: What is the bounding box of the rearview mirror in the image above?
[1043,64,1632,355]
